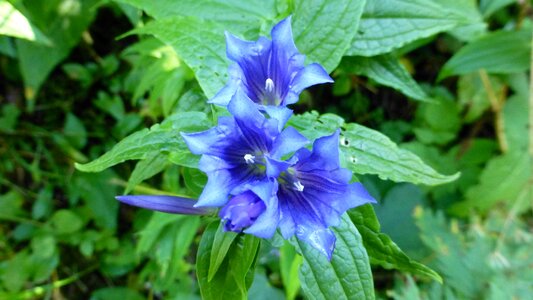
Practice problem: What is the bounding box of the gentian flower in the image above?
[181,88,308,208]
[274,130,376,259]
[210,16,333,126]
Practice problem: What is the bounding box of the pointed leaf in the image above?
[76,112,210,172]
[296,214,374,300]
[348,204,442,282]
[342,54,429,102]
[292,0,366,72]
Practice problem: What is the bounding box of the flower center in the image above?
[262,78,280,105]
[279,168,305,192]
[244,153,256,164]
[265,78,274,93]
[293,181,305,192]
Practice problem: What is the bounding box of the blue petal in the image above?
[262,105,293,131]
[198,155,235,173]
[297,129,340,172]
[244,180,280,238]
[227,89,265,126]
[296,226,336,260]
[346,182,377,207]
[225,32,270,63]
[181,127,221,155]
[271,126,309,159]
[265,156,291,178]
[196,169,234,207]
[271,16,299,59]
[116,195,211,215]
[228,90,274,150]
[208,64,241,106]
[290,63,333,98]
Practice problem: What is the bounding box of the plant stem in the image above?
[479,69,508,153]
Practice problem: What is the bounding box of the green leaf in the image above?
[118,0,276,34]
[70,170,119,230]
[90,287,145,300]
[347,0,462,56]
[503,93,529,153]
[208,223,239,282]
[51,210,83,234]
[197,222,261,300]
[125,152,169,194]
[76,111,210,172]
[135,17,228,99]
[296,214,374,300]
[288,112,459,185]
[15,0,99,108]
[136,213,184,256]
[439,28,532,80]
[64,113,87,149]
[342,54,429,102]
[0,0,50,44]
[432,0,486,41]
[453,152,532,214]
[479,0,516,18]
[292,0,366,72]
[279,241,302,300]
[348,204,442,282]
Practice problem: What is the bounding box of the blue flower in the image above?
[181,89,308,208]
[274,130,376,259]
[115,195,213,215]
[210,16,333,111]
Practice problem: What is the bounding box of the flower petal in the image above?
[271,16,299,59]
[244,180,280,238]
[291,63,333,93]
[116,195,211,215]
[208,64,241,105]
[297,129,340,172]
[181,127,221,155]
[271,126,309,159]
[296,225,336,260]
[262,105,293,131]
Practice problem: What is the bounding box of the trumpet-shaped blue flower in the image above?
[210,17,333,112]
[274,130,376,259]
[181,89,308,208]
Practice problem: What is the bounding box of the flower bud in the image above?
[219,191,266,232]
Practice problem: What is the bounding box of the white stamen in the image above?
[265,78,274,93]
[293,181,305,192]
[244,154,256,164]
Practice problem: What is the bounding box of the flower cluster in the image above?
[117,17,375,259]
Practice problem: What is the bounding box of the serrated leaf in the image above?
[453,152,532,214]
[197,222,261,300]
[348,204,442,282]
[118,0,276,34]
[348,0,462,56]
[342,54,429,102]
[76,111,210,172]
[439,28,532,80]
[288,112,459,185]
[135,17,228,99]
[342,122,459,185]
[433,0,486,41]
[125,152,168,194]
[292,0,366,72]
[0,0,50,44]
[296,214,374,300]
[208,223,239,282]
